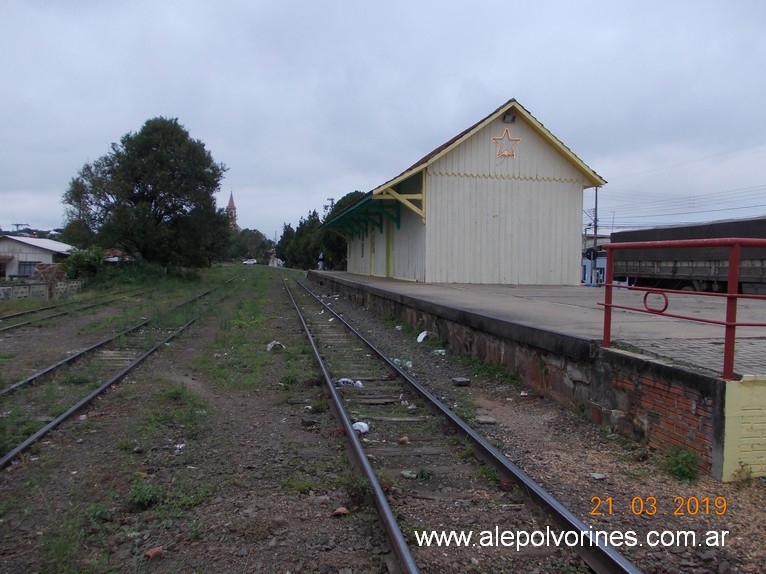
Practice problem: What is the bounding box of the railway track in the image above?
[0,291,143,333]
[0,277,243,469]
[285,276,642,574]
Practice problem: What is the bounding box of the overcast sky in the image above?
[2,1,765,240]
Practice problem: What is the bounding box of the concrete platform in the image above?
[311,271,766,379]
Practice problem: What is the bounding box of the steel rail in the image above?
[282,277,421,574]
[0,321,149,396]
[0,300,118,333]
[0,321,189,469]
[0,290,146,329]
[0,287,217,397]
[295,279,642,574]
[0,293,106,321]
[0,279,244,469]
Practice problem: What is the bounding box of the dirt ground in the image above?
[1,271,764,573]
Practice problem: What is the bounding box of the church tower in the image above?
[226,191,240,231]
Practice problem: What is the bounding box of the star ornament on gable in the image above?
[491,128,521,158]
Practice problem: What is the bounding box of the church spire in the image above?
[226,191,240,231]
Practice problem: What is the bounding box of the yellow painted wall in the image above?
[723,376,766,481]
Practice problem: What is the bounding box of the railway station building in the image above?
[324,99,606,285]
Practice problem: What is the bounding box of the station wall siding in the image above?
[422,116,586,285]
[723,378,766,480]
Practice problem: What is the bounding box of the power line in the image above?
[613,142,766,180]
[600,184,766,211]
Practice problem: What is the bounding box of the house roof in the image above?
[372,98,606,195]
[325,99,606,234]
[0,235,74,255]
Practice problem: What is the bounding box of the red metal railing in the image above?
[600,237,766,379]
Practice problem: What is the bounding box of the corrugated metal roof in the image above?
[0,235,74,255]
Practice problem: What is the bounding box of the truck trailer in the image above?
[609,216,766,293]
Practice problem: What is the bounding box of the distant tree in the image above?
[62,117,230,268]
[230,228,272,262]
[274,191,366,271]
[59,218,95,249]
[322,190,365,269]
[285,210,322,269]
[275,223,295,266]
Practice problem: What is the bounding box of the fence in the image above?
[0,280,82,302]
[600,237,766,379]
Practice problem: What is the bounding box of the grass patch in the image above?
[193,273,317,392]
[162,480,213,513]
[114,437,137,451]
[0,495,18,517]
[127,478,165,510]
[309,398,329,413]
[154,382,210,438]
[0,407,41,454]
[280,373,299,386]
[457,442,475,461]
[84,501,114,524]
[460,356,520,386]
[280,476,324,495]
[39,511,87,574]
[731,462,754,488]
[415,468,434,480]
[478,464,500,484]
[60,372,92,386]
[115,380,211,453]
[665,447,700,482]
[453,397,479,423]
[342,475,372,505]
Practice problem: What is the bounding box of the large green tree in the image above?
[62,117,230,267]
[282,210,322,269]
[275,223,295,266]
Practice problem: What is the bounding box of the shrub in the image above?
[127,479,165,509]
[665,447,700,481]
[62,246,105,279]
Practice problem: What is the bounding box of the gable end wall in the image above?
[425,116,587,284]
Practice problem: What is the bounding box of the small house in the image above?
[0,235,74,280]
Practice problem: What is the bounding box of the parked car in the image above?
[242,259,257,265]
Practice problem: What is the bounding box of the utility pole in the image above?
[12,223,29,232]
[592,187,599,285]
[593,187,599,249]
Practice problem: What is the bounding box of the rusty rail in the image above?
[601,237,766,379]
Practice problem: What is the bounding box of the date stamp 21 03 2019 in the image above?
[590,495,727,517]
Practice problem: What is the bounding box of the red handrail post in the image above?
[603,246,614,348]
[723,243,741,379]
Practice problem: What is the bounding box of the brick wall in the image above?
[601,356,722,476]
